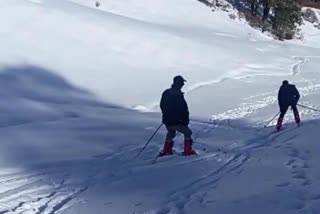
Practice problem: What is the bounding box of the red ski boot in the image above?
[159,141,174,156]
[183,139,196,156]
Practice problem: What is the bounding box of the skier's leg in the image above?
[165,126,176,142]
[292,105,300,124]
[177,126,195,156]
[176,125,192,140]
[161,126,175,155]
[277,105,288,131]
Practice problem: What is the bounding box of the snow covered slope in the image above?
[300,7,320,47]
[0,0,320,213]
[0,0,273,109]
[2,0,319,117]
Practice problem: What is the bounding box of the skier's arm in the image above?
[294,86,300,103]
[179,95,189,125]
[278,88,282,105]
[160,91,167,112]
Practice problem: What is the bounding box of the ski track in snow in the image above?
[150,123,305,214]
[158,153,249,214]
[142,56,320,213]
[209,55,320,124]
[0,110,302,214]
[155,120,320,213]
[148,55,320,117]
[0,91,320,214]
[0,55,317,214]
[0,166,91,214]
[292,56,307,75]
[186,55,316,98]
[139,54,316,125]
[270,125,320,212]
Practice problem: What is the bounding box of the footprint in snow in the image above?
[287,148,300,158]
[292,170,307,179]
[285,159,296,166]
[134,202,143,207]
[206,200,216,204]
[275,181,290,187]
[301,179,311,186]
[310,194,320,200]
[302,162,309,169]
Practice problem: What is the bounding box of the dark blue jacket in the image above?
[160,86,189,126]
[278,84,300,107]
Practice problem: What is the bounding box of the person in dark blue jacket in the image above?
[160,75,195,156]
[276,80,301,131]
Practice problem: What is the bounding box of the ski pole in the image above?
[135,123,163,159]
[297,104,320,112]
[264,112,280,128]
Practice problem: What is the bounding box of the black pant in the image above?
[280,104,298,118]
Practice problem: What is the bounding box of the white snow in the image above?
[0,0,320,213]
[298,7,320,47]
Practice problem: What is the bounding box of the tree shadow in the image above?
[0,64,166,214]
[0,64,121,127]
[0,64,128,165]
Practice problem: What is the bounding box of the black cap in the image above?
[282,80,289,85]
[173,75,186,84]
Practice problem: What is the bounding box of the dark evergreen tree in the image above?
[273,0,302,39]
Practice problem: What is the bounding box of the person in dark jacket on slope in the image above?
[276,80,301,131]
[160,75,196,156]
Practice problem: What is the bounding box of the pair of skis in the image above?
[152,150,197,164]
[276,122,300,133]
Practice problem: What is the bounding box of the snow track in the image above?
[144,122,312,214]
[0,165,90,214]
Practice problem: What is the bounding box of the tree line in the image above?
[247,0,319,39]
[199,0,320,39]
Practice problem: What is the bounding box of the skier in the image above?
[159,75,196,156]
[276,80,301,131]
